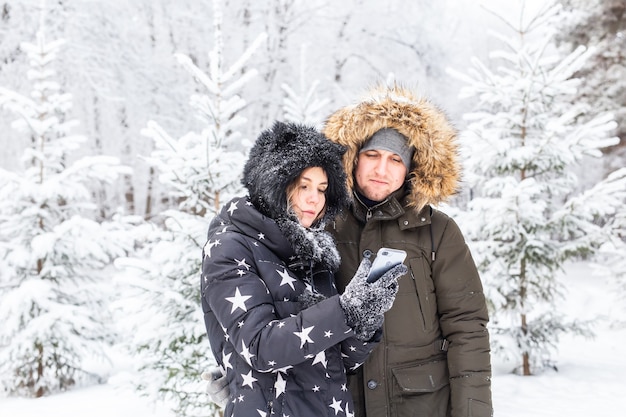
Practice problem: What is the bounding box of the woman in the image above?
[200,121,406,417]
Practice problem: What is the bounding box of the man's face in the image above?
[354,149,407,202]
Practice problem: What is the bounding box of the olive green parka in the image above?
[323,85,493,417]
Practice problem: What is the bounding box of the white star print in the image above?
[258,232,265,240]
[329,397,343,415]
[277,268,297,290]
[240,340,255,365]
[216,226,229,235]
[241,370,258,389]
[203,239,221,258]
[274,373,286,398]
[237,269,246,276]
[227,200,239,215]
[350,362,363,371]
[312,385,320,392]
[222,351,233,371]
[277,322,286,328]
[235,258,251,270]
[346,403,354,417]
[311,351,327,368]
[293,326,315,348]
[341,383,347,391]
[237,394,244,402]
[225,287,252,313]
[257,411,267,417]
[324,330,333,338]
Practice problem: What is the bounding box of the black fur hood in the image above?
[242,121,349,227]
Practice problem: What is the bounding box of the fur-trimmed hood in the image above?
[323,84,460,213]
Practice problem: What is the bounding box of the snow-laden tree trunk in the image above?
[281,45,330,126]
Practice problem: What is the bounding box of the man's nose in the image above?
[374,159,388,174]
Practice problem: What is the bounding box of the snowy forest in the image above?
[1,0,625,416]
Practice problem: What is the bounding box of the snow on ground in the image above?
[1,261,625,417]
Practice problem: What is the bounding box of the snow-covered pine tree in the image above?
[555,0,626,173]
[281,45,330,126]
[0,30,130,397]
[554,0,626,308]
[449,2,626,375]
[113,0,267,415]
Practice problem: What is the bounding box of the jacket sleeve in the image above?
[340,331,380,373]
[202,234,356,373]
[432,216,493,417]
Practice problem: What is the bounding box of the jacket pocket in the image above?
[391,359,449,394]
[469,398,492,417]
[391,360,451,417]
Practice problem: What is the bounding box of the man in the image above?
[204,84,493,417]
[322,84,493,417]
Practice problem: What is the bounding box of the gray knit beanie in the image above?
[360,128,414,171]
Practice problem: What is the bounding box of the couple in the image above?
[200,85,493,417]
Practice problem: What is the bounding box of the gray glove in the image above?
[201,367,229,408]
[339,256,407,340]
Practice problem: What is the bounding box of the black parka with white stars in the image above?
[201,196,376,417]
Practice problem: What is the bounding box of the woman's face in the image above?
[290,166,328,228]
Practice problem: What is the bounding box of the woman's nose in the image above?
[306,190,319,203]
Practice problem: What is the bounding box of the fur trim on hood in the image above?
[323,84,460,213]
[242,121,349,226]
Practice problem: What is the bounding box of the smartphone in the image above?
[366,248,407,283]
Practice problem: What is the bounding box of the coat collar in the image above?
[351,186,432,229]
